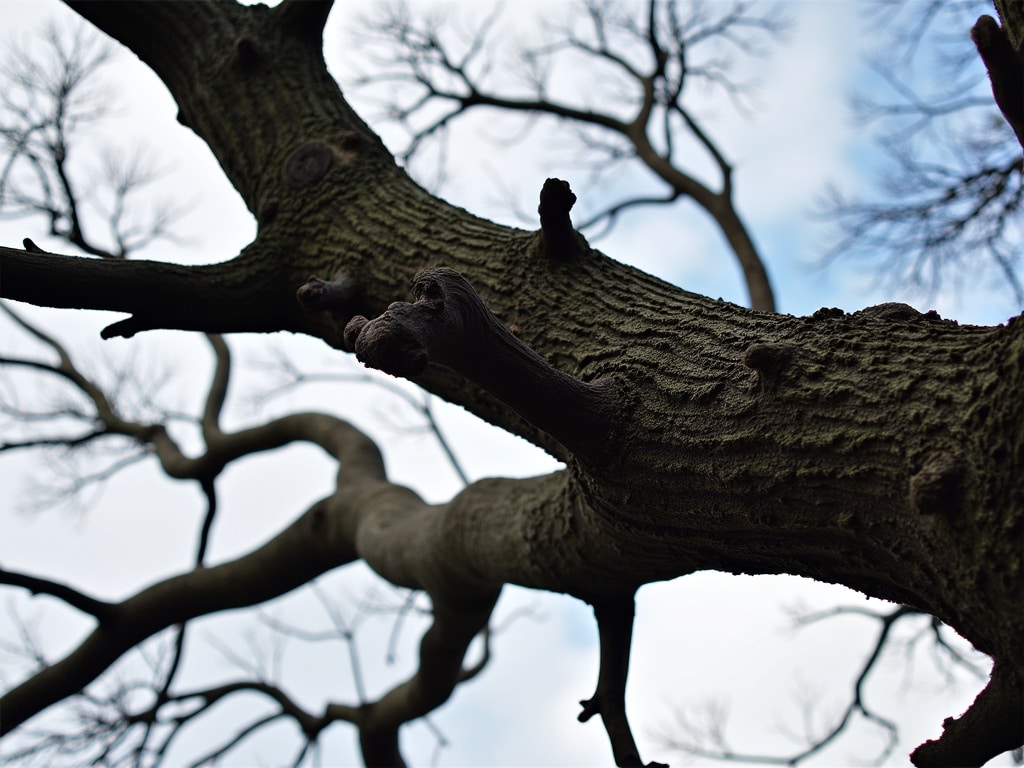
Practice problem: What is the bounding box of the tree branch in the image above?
[0,494,358,736]
[0,246,303,338]
[343,267,618,465]
[972,12,1024,150]
[911,661,1024,767]
[579,595,667,768]
[352,0,779,311]
[0,567,116,621]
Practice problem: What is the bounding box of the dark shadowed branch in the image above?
[0,304,526,767]
[972,2,1024,149]
[579,596,668,768]
[0,569,115,621]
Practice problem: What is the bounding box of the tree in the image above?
[349,0,787,313]
[1,1,1022,767]
[822,0,1024,304]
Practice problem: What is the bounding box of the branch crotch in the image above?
[343,268,618,465]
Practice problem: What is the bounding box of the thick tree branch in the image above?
[0,491,360,736]
[0,246,304,338]
[911,662,1024,767]
[0,405,396,735]
[356,596,499,767]
[1,2,1020,765]
[343,267,618,465]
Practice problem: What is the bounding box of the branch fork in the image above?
[342,267,617,464]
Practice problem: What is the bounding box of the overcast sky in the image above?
[0,1,1018,766]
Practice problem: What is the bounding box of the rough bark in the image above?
[0,2,1021,765]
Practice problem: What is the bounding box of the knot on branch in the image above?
[234,36,262,68]
[258,199,279,226]
[858,302,924,322]
[538,178,587,261]
[811,306,845,320]
[345,268,618,464]
[910,451,965,524]
[742,342,794,373]
[343,268,480,378]
[539,178,576,226]
[283,141,334,189]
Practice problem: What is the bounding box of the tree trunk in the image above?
[1,1,1020,765]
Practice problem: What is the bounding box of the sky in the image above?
[0,1,1019,767]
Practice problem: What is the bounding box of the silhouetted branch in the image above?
[972,10,1024,149]
[579,595,667,768]
[0,567,115,620]
[823,0,1024,303]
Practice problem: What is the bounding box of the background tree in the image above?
[0,1,1019,768]
[822,0,1024,304]
[0,22,182,259]
[350,0,785,313]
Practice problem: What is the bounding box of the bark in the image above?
[0,2,1021,765]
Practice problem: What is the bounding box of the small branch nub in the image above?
[538,178,586,261]
[234,36,262,68]
[910,451,965,523]
[296,275,361,315]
